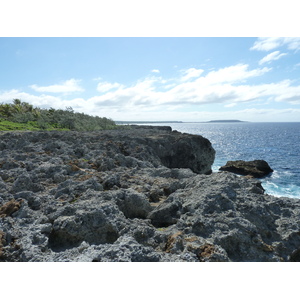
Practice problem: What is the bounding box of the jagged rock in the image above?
[52,177,103,201]
[0,199,23,217]
[0,231,4,254]
[102,174,121,190]
[47,200,123,252]
[129,125,172,131]
[115,189,152,219]
[148,196,183,227]
[0,177,6,192]
[147,132,215,174]
[0,127,300,262]
[159,172,300,261]
[11,173,44,193]
[219,159,273,178]
[14,191,42,211]
[88,235,162,262]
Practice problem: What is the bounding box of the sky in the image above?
[1,37,300,122]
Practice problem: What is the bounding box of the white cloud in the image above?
[251,37,300,52]
[97,82,123,93]
[195,64,270,85]
[271,81,300,104]
[259,51,287,65]
[90,65,297,111]
[30,79,84,93]
[251,37,283,51]
[0,89,66,109]
[90,64,273,109]
[2,63,300,122]
[181,68,204,81]
[151,69,160,73]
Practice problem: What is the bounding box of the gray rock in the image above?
[88,235,162,262]
[11,173,44,193]
[45,199,125,253]
[154,172,300,261]
[14,191,42,210]
[115,189,153,219]
[219,159,273,178]
[53,178,103,201]
[146,132,215,174]
[102,174,121,190]
[148,196,182,227]
[1,128,300,262]
[0,177,7,192]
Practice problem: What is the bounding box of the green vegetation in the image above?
[0,99,116,131]
[0,119,42,131]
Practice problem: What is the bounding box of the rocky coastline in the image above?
[1,126,300,262]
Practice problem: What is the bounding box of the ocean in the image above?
[142,122,300,199]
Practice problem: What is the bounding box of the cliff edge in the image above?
[1,127,300,262]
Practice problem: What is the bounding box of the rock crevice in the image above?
[0,127,300,262]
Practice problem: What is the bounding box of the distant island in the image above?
[115,120,248,124]
[207,120,246,123]
[116,121,183,124]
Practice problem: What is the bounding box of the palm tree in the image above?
[12,99,22,114]
[0,103,16,119]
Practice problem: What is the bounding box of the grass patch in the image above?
[0,119,39,131]
[0,119,69,131]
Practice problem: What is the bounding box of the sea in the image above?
[139,122,300,199]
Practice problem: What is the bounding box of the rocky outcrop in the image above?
[0,199,23,217]
[219,160,273,178]
[0,127,300,262]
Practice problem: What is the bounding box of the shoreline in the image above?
[1,127,300,262]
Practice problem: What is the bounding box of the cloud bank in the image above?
[1,42,300,122]
[30,79,84,93]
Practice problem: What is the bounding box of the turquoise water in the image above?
[144,122,300,199]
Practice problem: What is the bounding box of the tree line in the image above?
[0,99,116,131]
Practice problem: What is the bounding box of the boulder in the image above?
[219,160,273,178]
[115,189,153,219]
[148,132,215,174]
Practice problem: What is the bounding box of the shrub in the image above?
[0,99,116,131]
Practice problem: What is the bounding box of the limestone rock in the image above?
[0,230,5,257]
[219,159,273,178]
[148,196,182,227]
[147,132,215,174]
[0,199,23,217]
[0,127,300,262]
[115,189,152,219]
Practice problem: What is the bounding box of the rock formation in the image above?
[0,127,300,262]
[219,160,273,178]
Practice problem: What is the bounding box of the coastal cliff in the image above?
[1,127,300,262]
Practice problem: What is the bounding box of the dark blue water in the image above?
[143,122,300,199]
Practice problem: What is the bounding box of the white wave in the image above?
[262,182,300,199]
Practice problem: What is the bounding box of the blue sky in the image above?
[1,37,300,122]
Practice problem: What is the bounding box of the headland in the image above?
[1,126,300,262]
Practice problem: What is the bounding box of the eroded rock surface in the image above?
[219,159,273,178]
[0,127,299,262]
